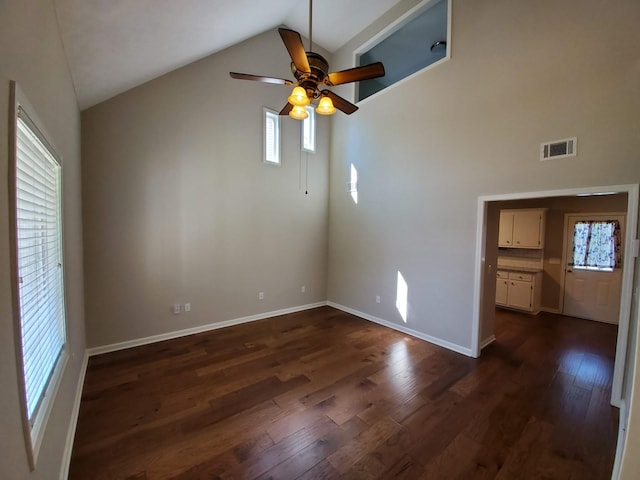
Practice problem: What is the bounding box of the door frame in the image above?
[471,183,638,409]
[560,212,626,320]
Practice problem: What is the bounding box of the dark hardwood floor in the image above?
[69,306,619,479]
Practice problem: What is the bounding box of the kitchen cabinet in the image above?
[495,271,509,305]
[496,270,542,314]
[498,209,546,249]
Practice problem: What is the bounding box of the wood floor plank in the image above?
[419,433,482,480]
[327,416,402,473]
[294,459,341,480]
[70,307,619,479]
[219,414,337,480]
[256,415,367,479]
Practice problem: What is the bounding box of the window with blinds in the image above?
[263,108,280,165]
[12,104,67,465]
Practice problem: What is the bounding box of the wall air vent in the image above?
[540,137,577,161]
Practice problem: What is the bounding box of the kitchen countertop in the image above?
[496,265,543,273]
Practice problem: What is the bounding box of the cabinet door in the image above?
[508,280,533,310]
[512,211,542,248]
[498,211,514,247]
[496,278,508,305]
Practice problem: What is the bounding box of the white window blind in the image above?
[264,108,280,165]
[15,110,66,424]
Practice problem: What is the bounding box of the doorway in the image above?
[472,184,638,409]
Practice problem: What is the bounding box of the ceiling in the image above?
[54,0,406,110]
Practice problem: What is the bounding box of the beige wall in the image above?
[81,29,330,348]
[0,0,85,478]
[328,0,640,351]
[328,0,640,475]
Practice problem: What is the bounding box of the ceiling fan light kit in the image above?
[288,86,311,107]
[229,0,385,120]
[289,105,309,120]
[316,96,336,115]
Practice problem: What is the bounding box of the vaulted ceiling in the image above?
[54,0,406,110]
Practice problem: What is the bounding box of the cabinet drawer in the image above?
[496,270,509,279]
[508,272,533,282]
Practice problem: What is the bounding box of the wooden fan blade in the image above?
[322,90,358,115]
[278,28,311,73]
[229,72,294,85]
[326,62,385,86]
[279,103,294,116]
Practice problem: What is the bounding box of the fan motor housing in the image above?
[291,52,329,84]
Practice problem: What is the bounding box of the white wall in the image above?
[328,0,640,352]
[0,0,85,478]
[81,29,331,348]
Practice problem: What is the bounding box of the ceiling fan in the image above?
[229,0,385,120]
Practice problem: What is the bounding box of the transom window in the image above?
[356,0,450,102]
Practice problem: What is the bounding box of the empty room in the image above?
[1,0,640,479]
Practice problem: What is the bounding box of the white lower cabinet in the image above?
[495,270,541,314]
[495,271,509,305]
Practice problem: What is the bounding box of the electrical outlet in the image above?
[376,295,381,304]
[301,286,306,293]
[173,303,181,315]
[258,292,264,300]
[184,303,191,312]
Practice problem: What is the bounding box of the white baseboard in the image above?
[86,302,327,357]
[327,302,473,357]
[59,352,88,480]
[480,335,496,349]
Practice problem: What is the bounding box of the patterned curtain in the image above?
[572,221,622,269]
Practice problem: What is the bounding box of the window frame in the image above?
[571,219,623,272]
[8,81,69,470]
[263,107,281,165]
[352,0,452,104]
[302,105,316,153]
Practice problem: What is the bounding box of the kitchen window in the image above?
[571,220,622,271]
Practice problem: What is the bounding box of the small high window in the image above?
[263,108,280,165]
[302,106,315,153]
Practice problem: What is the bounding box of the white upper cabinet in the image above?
[498,209,546,249]
[498,211,514,247]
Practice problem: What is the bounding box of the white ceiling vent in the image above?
[540,137,577,161]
